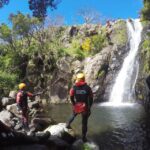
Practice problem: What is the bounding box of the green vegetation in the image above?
[90,34,106,55]
[64,39,89,60]
[0,0,59,19]
[96,70,105,78]
[0,71,17,92]
[141,0,150,21]
[0,12,126,94]
[83,143,92,150]
[111,20,127,46]
[141,37,150,74]
[0,12,60,93]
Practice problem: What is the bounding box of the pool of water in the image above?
[48,103,149,150]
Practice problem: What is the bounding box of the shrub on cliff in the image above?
[64,39,89,60]
[142,39,150,73]
[90,34,106,55]
[81,38,91,52]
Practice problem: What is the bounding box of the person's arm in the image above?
[27,91,43,97]
[16,92,22,111]
[27,92,34,97]
[69,88,75,105]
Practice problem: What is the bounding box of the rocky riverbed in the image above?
[0,91,77,150]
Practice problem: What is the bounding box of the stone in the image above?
[44,123,66,137]
[31,117,54,131]
[28,101,40,109]
[0,110,13,127]
[44,123,75,143]
[1,97,15,107]
[6,103,19,116]
[9,91,17,99]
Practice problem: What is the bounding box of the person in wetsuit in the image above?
[16,83,39,130]
[66,73,93,142]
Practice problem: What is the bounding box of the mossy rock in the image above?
[111,20,128,46]
[138,94,144,100]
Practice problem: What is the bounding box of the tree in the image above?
[0,0,61,19]
[28,0,62,18]
[77,7,102,24]
[0,0,9,8]
[9,12,42,51]
[141,0,150,20]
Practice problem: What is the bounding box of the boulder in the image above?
[30,117,55,131]
[9,91,17,99]
[44,123,67,137]
[1,97,15,107]
[28,101,40,109]
[0,110,13,127]
[6,103,18,116]
[44,123,75,143]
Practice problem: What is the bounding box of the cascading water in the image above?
[109,19,143,106]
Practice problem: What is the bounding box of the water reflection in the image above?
[48,103,148,150]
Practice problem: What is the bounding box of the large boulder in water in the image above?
[45,123,67,137]
[44,123,76,144]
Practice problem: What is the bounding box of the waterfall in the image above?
[109,19,143,106]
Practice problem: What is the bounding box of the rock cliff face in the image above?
[135,21,150,112]
[24,20,130,103]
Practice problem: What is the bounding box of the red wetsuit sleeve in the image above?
[27,92,33,97]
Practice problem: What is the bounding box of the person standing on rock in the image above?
[16,83,38,131]
[66,73,93,142]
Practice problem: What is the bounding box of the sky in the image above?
[0,0,143,25]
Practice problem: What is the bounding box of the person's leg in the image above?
[66,112,77,128]
[22,109,29,130]
[82,112,89,142]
